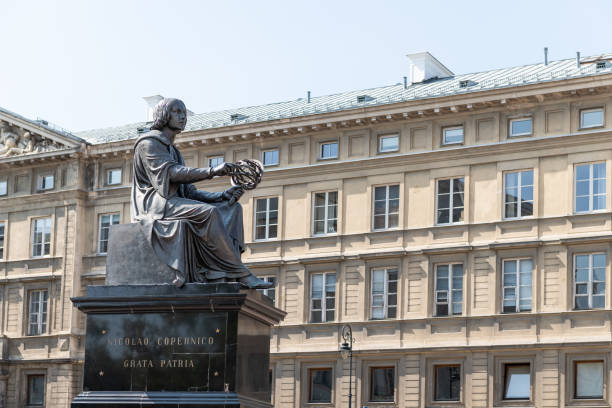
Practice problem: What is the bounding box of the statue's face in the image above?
[168,101,187,131]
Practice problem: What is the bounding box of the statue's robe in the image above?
[131,130,249,285]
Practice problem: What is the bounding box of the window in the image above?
[575,361,604,399]
[442,126,463,145]
[370,367,394,402]
[262,149,279,166]
[28,290,48,336]
[435,264,463,316]
[98,213,120,254]
[310,273,336,323]
[312,191,338,235]
[255,197,278,240]
[309,368,332,403]
[574,253,606,310]
[434,365,461,401]
[257,276,276,303]
[575,162,606,213]
[0,222,4,259]
[0,179,6,196]
[378,134,399,153]
[503,363,530,400]
[370,268,398,320]
[373,185,399,230]
[319,142,338,159]
[596,61,607,69]
[502,259,532,313]
[208,156,224,167]
[436,178,464,224]
[37,174,54,191]
[504,170,534,218]
[509,117,533,137]
[580,108,604,129]
[26,374,45,406]
[106,168,122,185]
[31,218,51,257]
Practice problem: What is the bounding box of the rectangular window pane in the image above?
[99,213,120,253]
[510,118,533,136]
[435,365,461,401]
[28,290,48,336]
[370,367,394,402]
[575,254,607,310]
[576,163,606,213]
[437,178,463,224]
[379,134,399,152]
[320,142,338,159]
[576,361,603,398]
[208,156,224,167]
[32,218,52,257]
[107,168,122,185]
[27,375,45,405]
[309,368,332,402]
[0,180,7,196]
[581,109,604,128]
[443,127,463,144]
[504,363,530,399]
[263,150,279,166]
[311,273,335,322]
[505,170,533,218]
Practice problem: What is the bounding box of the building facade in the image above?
[1,52,612,407]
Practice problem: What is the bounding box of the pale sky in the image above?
[1,0,611,132]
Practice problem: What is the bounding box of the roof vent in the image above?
[137,126,150,134]
[596,61,607,69]
[357,95,374,103]
[406,52,454,84]
[459,80,476,88]
[230,113,248,122]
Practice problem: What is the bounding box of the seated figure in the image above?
[131,97,272,289]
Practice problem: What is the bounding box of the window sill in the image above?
[502,216,535,221]
[441,142,464,147]
[573,210,608,215]
[317,156,338,161]
[579,125,605,131]
[508,133,533,138]
[253,238,279,243]
[378,149,399,154]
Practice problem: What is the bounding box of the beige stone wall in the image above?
[0,78,611,406]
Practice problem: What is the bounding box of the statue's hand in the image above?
[222,186,244,205]
[211,162,230,177]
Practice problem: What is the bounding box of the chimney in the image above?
[576,52,581,68]
[544,47,548,65]
[143,95,164,121]
[406,52,454,84]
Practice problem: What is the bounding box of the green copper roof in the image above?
[75,54,612,145]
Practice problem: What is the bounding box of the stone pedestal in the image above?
[71,283,285,407]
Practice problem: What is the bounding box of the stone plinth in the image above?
[71,283,285,407]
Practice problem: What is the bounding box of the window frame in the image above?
[24,372,46,407]
[369,365,396,403]
[370,267,398,320]
[372,184,400,231]
[208,155,224,168]
[30,217,52,258]
[0,179,7,196]
[574,162,606,214]
[311,191,338,236]
[435,177,465,225]
[0,221,5,260]
[501,258,533,313]
[309,272,336,323]
[566,356,607,403]
[503,169,534,219]
[37,173,54,192]
[434,263,464,317]
[378,133,399,153]
[308,367,334,404]
[573,253,606,310]
[27,289,48,336]
[105,168,123,186]
[262,149,280,167]
[508,117,534,137]
[319,141,339,160]
[494,356,535,406]
[442,125,464,146]
[433,364,462,402]
[257,276,277,304]
[254,196,279,241]
[579,107,604,129]
[98,213,121,254]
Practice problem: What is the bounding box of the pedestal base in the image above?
[71,283,284,408]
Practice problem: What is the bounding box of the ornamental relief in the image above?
[0,126,68,157]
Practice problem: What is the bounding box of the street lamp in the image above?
[339,325,354,408]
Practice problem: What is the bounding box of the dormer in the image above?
[406,52,454,84]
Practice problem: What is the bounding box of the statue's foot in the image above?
[238,274,274,289]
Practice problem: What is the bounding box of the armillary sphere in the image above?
[226,159,264,190]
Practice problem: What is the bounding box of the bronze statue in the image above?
[131,97,272,289]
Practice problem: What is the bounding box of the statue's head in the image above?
[151,98,187,132]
